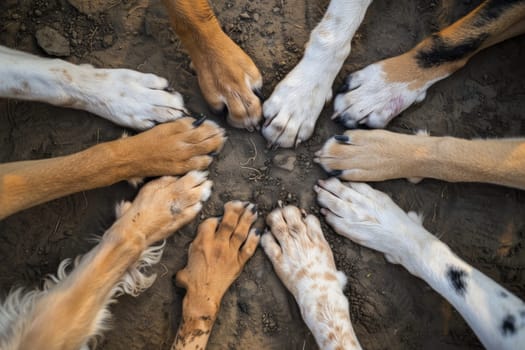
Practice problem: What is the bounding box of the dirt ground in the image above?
[1,0,525,349]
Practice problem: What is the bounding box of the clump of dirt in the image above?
[1,0,525,349]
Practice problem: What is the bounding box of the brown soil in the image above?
[1,0,525,349]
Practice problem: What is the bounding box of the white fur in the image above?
[317,178,525,350]
[0,235,165,350]
[0,45,187,129]
[261,206,361,350]
[333,62,444,128]
[262,0,372,148]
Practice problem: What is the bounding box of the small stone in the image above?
[239,12,250,20]
[102,34,114,47]
[35,26,70,57]
[273,7,280,13]
[253,13,260,21]
[273,153,296,172]
[34,9,42,16]
[20,24,26,31]
[11,13,20,19]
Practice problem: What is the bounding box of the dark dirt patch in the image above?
[1,0,525,349]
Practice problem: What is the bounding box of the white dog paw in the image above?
[315,178,433,270]
[262,60,334,148]
[333,60,434,129]
[77,67,188,130]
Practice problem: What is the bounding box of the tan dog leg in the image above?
[162,0,262,130]
[333,0,525,128]
[0,172,212,350]
[0,117,225,219]
[315,129,525,189]
[172,201,259,349]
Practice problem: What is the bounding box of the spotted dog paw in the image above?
[117,171,212,246]
[315,178,434,274]
[191,34,263,131]
[333,54,442,129]
[261,206,361,349]
[314,129,430,182]
[75,66,188,130]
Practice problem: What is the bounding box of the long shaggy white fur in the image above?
[0,238,165,350]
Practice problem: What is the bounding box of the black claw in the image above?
[253,88,264,101]
[337,81,349,93]
[192,114,207,127]
[209,151,220,157]
[328,170,343,177]
[251,204,258,214]
[332,115,342,123]
[334,135,350,143]
[164,86,175,93]
[255,228,262,236]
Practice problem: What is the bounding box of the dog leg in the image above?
[261,206,361,350]
[162,0,262,131]
[333,0,525,128]
[0,172,212,350]
[0,45,186,129]
[262,0,373,148]
[314,129,525,189]
[0,117,225,219]
[172,201,259,349]
[316,178,525,350]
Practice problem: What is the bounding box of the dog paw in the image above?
[176,201,260,310]
[191,34,262,131]
[76,67,187,130]
[314,129,431,182]
[262,57,335,148]
[261,205,346,299]
[118,171,212,245]
[315,178,433,272]
[261,205,361,349]
[333,54,437,129]
[121,116,226,178]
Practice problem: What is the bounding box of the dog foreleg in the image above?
[0,45,186,129]
[317,179,525,350]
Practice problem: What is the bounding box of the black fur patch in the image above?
[415,33,488,68]
[447,266,468,296]
[502,315,516,336]
[500,291,509,298]
[474,0,525,27]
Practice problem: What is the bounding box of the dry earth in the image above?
[1,0,525,349]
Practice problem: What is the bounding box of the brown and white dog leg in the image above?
[0,117,225,220]
[333,0,525,128]
[172,201,259,350]
[0,172,212,350]
[261,206,361,350]
[0,45,187,130]
[162,0,262,131]
[315,129,525,189]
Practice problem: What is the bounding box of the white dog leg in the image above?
[0,45,187,129]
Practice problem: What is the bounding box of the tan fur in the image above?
[381,1,525,90]
[162,0,263,130]
[172,201,259,350]
[2,173,212,350]
[317,129,525,190]
[0,117,225,220]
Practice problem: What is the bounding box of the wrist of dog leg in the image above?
[182,291,220,320]
[298,285,361,350]
[172,292,219,350]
